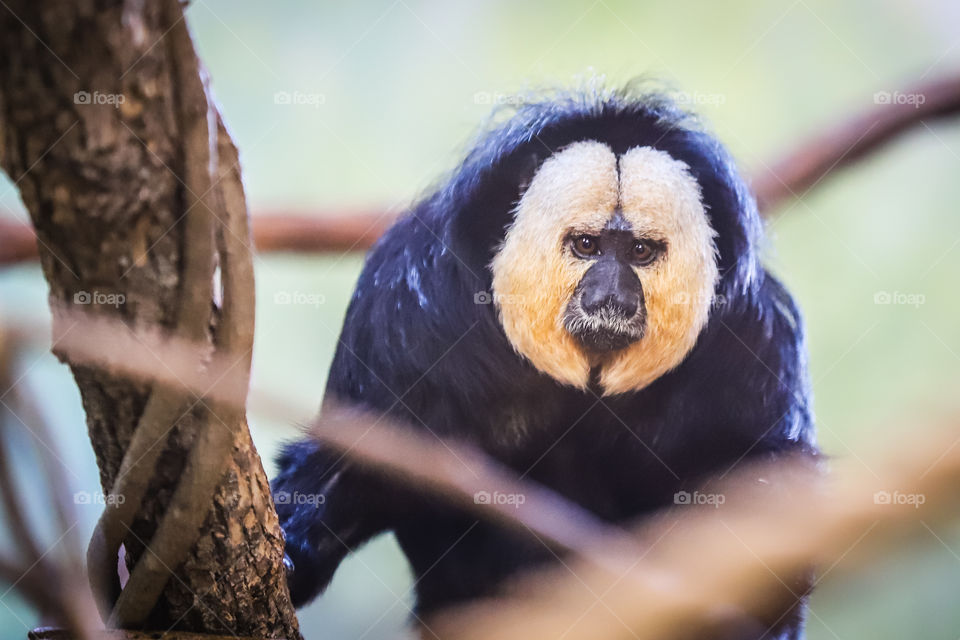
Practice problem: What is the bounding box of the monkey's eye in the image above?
[632,240,657,265]
[571,235,600,258]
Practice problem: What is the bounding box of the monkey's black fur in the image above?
[273,88,817,639]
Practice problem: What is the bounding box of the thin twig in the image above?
[6,380,84,562]
[0,554,55,616]
[0,423,44,563]
[0,333,44,563]
[0,335,96,637]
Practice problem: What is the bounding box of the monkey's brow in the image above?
[604,209,632,232]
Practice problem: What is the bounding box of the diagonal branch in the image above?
[3,71,960,266]
[6,306,960,638]
[751,68,960,211]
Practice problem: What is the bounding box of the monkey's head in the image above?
[490,141,718,395]
[443,90,759,397]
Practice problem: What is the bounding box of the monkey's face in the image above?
[491,141,718,395]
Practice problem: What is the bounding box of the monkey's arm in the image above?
[270,219,472,607]
[272,440,393,607]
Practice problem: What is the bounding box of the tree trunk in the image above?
[0,2,300,638]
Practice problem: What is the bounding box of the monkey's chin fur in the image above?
[572,328,643,353]
[564,307,646,353]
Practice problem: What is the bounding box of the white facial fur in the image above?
[491,141,718,395]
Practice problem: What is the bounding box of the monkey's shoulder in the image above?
[325,216,524,417]
[661,269,814,450]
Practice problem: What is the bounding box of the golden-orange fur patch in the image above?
[491,143,718,395]
[600,146,718,394]
[491,141,618,388]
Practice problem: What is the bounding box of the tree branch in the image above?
[0,210,395,264]
[3,71,959,267]
[6,307,960,639]
[107,11,258,622]
[0,1,298,636]
[0,331,96,637]
[751,68,960,211]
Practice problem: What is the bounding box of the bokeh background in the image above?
[2,0,960,638]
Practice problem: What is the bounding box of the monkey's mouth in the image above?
[564,305,646,353]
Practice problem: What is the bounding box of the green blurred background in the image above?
[2,0,959,638]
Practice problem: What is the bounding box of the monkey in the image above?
[271,88,817,639]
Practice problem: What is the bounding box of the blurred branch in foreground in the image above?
[4,310,960,639]
[307,407,960,639]
[0,332,97,638]
[2,70,960,266]
[423,428,960,639]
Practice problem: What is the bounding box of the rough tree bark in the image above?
[0,2,299,638]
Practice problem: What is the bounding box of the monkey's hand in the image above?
[272,440,391,607]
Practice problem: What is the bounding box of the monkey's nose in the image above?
[581,290,638,317]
